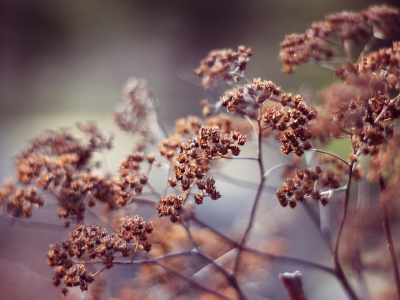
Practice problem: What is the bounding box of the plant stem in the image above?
[192,216,335,275]
[232,119,265,274]
[332,162,359,300]
[309,148,350,166]
[378,172,400,299]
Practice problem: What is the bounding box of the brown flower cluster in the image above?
[0,180,44,218]
[0,124,117,221]
[195,45,252,87]
[362,5,400,39]
[263,93,316,156]
[157,125,246,222]
[276,166,341,208]
[114,78,158,136]
[369,134,400,184]
[113,152,153,206]
[220,78,281,118]
[48,217,153,294]
[205,114,252,136]
[279,5,400,73]
[337,41,400,91]
[314,82,400,154]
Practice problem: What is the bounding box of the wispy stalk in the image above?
[378,172,400,300]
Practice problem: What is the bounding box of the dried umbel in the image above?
[0,123,117,221]
[48,217,153,294]
[113,151,151,206]
[276,166,341,208]
[157,125,246,222]
[113,78,161,151]
[220,79,282,118]
[263,93,316,156]
[337,41,400,91]
[0,180,44,218]
[279,4,400,73]
[195,45,252,87]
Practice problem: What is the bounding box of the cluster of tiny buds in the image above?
[157,125,246,222]
[156,194,186,223]
[263,93,316,156]
[279,5,400,73]
[195,45,252,87]
[113,152,154,206]
[180,125,246,159]
[48,217,152,294]
[113,78,156,134]
[276,166,340,208]
[0,180,44,218]
[337,41,400,91]
[219,78,281,118]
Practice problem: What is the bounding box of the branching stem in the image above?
[332,162,359,300]
[378,172,400,299]
[233,118,265,274]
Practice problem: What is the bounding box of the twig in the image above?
[0,214,66,230]
[156,260,236,300]
[332,162,359,300]
[233,119,265,274]
[378,172,400,299]
[192,209,336,275]
[280,271,307,300]
[301,200,333,254]
[194,249,247,300]
[309,148,350,166]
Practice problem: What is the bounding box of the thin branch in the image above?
[311,61,337,71]
[332,162,359,300]
[374,94,400,125]
[191,217,336,275]
[0,214,66,230]
[378,173,400,299]
[217,156,258,161]
[263,163,293,179]
[280,271,307,300]
[357,36,377,63]
[301,200,333,254]
[233,119,265,274]
[155,260,236,300]
[309,148,350,166]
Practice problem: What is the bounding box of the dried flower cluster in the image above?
[114,78,157,134]
[157,125,246,222]
[195,46,252,87]
[263,93,316,156]
[276,167,341,208]
[280,5,400,73]
[113,152,151,206]
[3,3,400,300]
[337,41,400,91]
[220,78,282,118]
[0,123,116,221]
[48,216,153,294]
[0,180,44,218]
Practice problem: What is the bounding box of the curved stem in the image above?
[192,216,335,275]
[332,162,359,300]
[309,148,350,166]
[301,200,333,254]
[378,173,400,299]
[233,119,265,274]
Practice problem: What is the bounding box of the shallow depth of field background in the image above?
[1,1,399,299]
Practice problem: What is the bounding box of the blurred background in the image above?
[1,0,399,299]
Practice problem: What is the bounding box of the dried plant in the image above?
[2,4,400,300]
